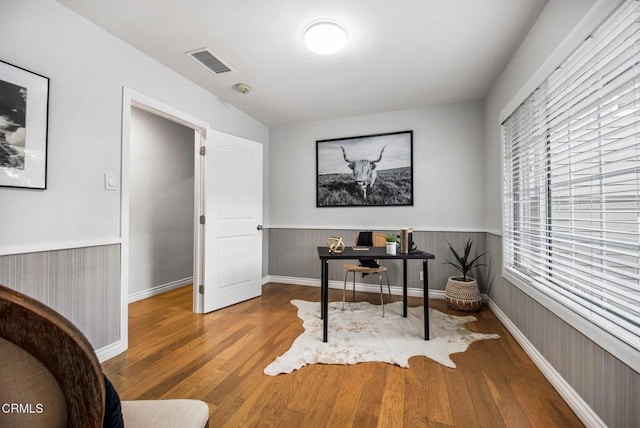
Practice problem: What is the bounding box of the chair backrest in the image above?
[0,284,105,427]
[354,232,387,247]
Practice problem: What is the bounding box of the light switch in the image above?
[104,173,118,191]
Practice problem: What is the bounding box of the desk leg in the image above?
[402,259,408,317]
[322,260,329,343]
[320,261,324,320]
[423,260,429,340]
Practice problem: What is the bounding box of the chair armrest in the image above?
[121,399,209,428]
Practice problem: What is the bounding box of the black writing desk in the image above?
[317,246,435,342]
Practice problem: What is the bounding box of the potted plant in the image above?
[444,239,486,311]
[385,234,397,255]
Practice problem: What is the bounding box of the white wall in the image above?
[269,102,485,231]
[0,0,268,252]
[129,107,194,295]
[483,0,596,233]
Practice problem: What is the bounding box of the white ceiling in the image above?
[57,0,547,126]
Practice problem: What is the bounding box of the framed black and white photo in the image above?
[316,130,413,207]
[0,60,49,189]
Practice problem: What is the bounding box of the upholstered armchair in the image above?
[0,284,209,428]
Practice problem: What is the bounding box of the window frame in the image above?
[499,0,639,373]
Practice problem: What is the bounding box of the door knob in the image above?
[257,225,263,231]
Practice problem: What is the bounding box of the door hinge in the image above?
[200,146,207,156]
[200,215,205,225]
[199,285,204,294]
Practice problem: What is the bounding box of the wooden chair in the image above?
[342,232,392,316]
[0,284,209,428]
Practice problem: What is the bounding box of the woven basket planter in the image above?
[445,276,482,311]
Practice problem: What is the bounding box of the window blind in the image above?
[503,0,640,350]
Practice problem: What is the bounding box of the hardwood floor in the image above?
[102,283,583,427]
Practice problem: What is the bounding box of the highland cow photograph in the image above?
[316,130,413,207]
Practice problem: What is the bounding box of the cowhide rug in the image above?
[264,299,500,376]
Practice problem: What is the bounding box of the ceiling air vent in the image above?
[186,48,234,74]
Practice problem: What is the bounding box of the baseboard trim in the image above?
[95,339,127,363]
[264,275,446,300]
[487,299,605,428]
[265,225,490,233]
[128,277,193,303]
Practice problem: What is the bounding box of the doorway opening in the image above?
[121,88,208,351]
[128,106,194,303]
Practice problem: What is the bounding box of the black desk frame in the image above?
[317,247,435,342]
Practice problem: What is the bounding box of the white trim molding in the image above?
[485,229,502,237]
[128,277,193,303]
[95,339,127,363]
[487,298,606,428]
[265,225,490,233]
[0,238,122,257]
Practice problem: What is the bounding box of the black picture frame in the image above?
[0,60,49,189]
[316,130,413,207]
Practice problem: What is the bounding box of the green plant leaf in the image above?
[467,252,488,268]
[444,239,486,282]
[444,259,464,274]
[446,241,464,265]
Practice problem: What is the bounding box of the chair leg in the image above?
[385,271,392,304]
[379,274,385,317]
[342,270,350,311]
[352,274,356,303]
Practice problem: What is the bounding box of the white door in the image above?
[202,129,263,312]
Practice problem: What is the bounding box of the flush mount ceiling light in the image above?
[303,20,347,55]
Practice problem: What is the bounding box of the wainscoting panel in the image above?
[486,233,639,428]
[262,228,269,278]
[268,228,486,292]
[0,244,121,350]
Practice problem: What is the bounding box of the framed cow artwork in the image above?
[316,130,413,207]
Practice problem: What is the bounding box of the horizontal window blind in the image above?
[503,0,640,350]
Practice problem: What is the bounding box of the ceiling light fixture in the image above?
[303,20,347,55]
